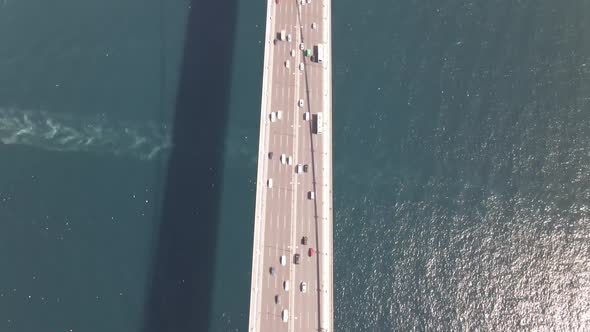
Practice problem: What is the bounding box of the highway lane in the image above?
[249,0,331,331]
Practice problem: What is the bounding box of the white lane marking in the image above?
[270,181,274,200]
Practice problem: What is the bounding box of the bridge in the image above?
[248,0,333,331]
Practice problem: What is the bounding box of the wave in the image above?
[0,107,172,160]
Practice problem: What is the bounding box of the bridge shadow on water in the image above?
[142,0,238,331]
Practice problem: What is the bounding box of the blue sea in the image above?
[0,0,589,331]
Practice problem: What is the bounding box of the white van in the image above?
[282,309,289,322]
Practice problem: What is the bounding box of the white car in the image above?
[308,191,315,200]
[282,309,289,322]
[267,178,273,188]
[299,43,305,50]
[287,156,293,165]
[283,280,290,291]
[290,49,295,57]
[295,164,303,174]
[287,34,292,42]
[280,153,287,164]
[303,112,310,121]
[311,22,317,29]
[299,63,304,71]
[298,99,304,107]
[270,112,277,122]
[300,282,307,293]
[277,110,283,120]
[280,255,286,266]
[285,60,290,68]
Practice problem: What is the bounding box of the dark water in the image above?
[0,0,253,331]
[333,0,590,330]
[1,0,589,331]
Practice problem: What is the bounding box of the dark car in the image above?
[294,254,300,264]
[301,236,308,245]
[270,267,276,275]
[308,248,315,257]
[275,294,281,304]
[303,164,309,173]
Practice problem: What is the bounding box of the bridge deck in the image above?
[248,0,332,331]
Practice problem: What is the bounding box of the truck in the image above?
[314,44,324,63]
[313,112,324,134]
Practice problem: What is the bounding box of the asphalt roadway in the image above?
[248,0,332,331]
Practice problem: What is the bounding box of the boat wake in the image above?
[0,107,172,160]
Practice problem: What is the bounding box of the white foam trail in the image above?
[0,107,172,160]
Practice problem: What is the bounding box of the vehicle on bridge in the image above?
[300,282,307,293]
[301,236,308,245]
[313,112,324,134]
[296,164,303,174]
[314,44,324,63]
